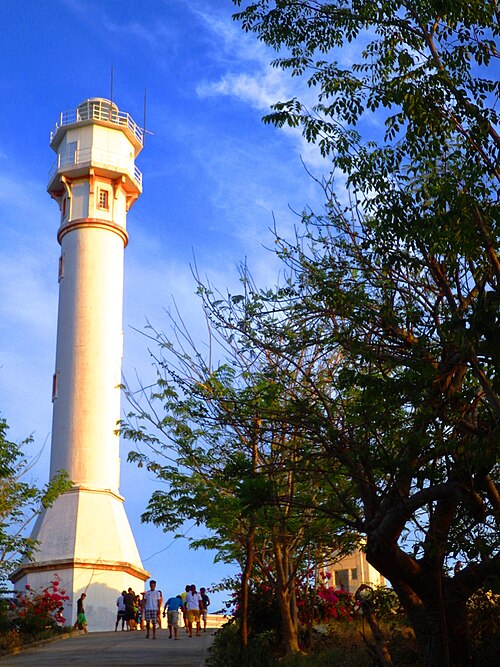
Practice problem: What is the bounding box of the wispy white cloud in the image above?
[62,0,176,51]
[191,7,331,171]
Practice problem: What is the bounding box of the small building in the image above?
[324,547,385,594]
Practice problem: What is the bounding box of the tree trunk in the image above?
[240,526,255,648]
[275,579,302,654]
[445,586,473,667]
[376,567,474,667]
[273,540,302,654]
[366,539,476,667]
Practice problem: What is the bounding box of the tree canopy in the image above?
[124,3,499,665]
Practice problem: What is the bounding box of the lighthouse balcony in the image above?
[48,146,142,194]
[50,99,144,151]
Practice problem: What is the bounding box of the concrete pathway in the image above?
[0,628,216,666]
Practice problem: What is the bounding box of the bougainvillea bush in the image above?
[315,586,358,623]
[295,569,359,628]
[0,575,71,652]
[16,576,70,635]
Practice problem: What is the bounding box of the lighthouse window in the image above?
[52,372,59,402]
[58,254,64,282]
[98,189,109,210]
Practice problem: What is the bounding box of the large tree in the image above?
[125,2,498,663]
[123,318,356,655]
[214,3,499,665]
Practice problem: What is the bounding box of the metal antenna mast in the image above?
[110,65,114,112]
[143,88,147,145]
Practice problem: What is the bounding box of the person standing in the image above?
[142,580,161,639]
[74,593,88,633]
[180,584,190,633]
[156,588,164,629]
[199,587,211,632]
[185,584,202,637]
[135,594,142,630]
[162,594,184,640]
[54,606,66,627]
[124,587,135,630]
[115,590,126,631]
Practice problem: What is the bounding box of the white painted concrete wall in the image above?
[50,223,124,492]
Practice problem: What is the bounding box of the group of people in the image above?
[115,580,211,640]
[115,587,142,631]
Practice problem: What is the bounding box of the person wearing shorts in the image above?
[185,584,202,637]
[180,584,190,633]
[200,587,211,632]
[142,580,161,639]
[74,593,88,633]
[162,594,184,639]
[115,590,126,631]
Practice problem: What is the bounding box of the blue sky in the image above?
[0,0,330,609]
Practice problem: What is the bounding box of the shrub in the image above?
[16,576,69,636]
[207,622,279,667]
[468,588,500,666]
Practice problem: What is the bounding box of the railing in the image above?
[50,99,144,146]
[48,146,143,189]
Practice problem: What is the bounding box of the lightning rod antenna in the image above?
[143,88,147,145]
[110,65,114,109]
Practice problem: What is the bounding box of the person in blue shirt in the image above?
[162,594,185,640]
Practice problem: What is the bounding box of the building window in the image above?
[98,189,109,210]
[67,141,78,165]
[61,196,67,218]
[350,568,358,580]
[334,569,349,590]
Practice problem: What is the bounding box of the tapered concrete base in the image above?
[11,487,150,631]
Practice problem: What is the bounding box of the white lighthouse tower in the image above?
[11,98,150,630]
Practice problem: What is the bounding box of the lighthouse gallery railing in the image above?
[50,100,145,146]
[48,146,143,189]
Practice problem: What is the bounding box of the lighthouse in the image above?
[11,98,150,630]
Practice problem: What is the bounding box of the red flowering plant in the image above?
[16,576,69,635]
[316,585,358,622]
[295,569,358,627]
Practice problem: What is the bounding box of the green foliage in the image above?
[0,418,72,583]
[467,588,500,665]
[208,617,421,667]
[208,622,279,667]
[367,586,406,625]
[125,2,499,664]
[228,3,500,665]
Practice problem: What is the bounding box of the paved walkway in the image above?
[0,628,216,666]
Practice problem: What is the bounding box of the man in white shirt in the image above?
[184,584,202,637]
[142,580,161,639]
[115,590,126,631]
